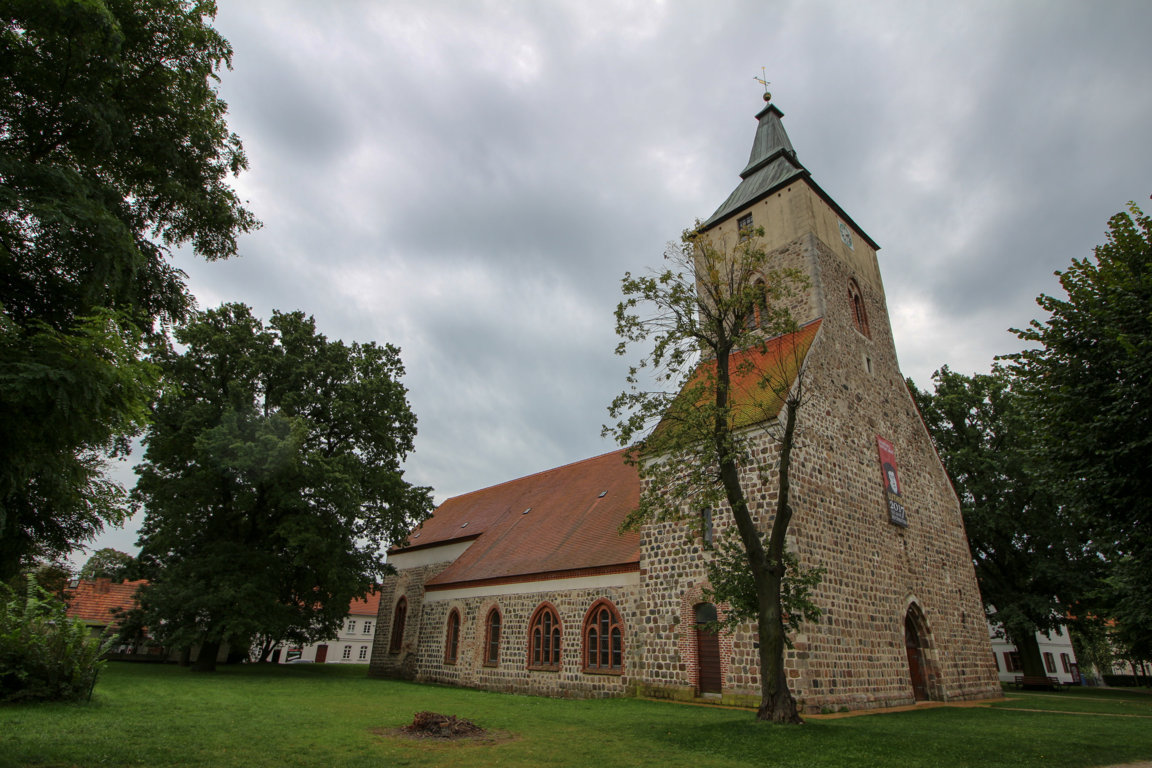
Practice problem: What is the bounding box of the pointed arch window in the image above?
[848,278,870,338]
[583,600,624,674]
[483,607,501,666]
[444,609,461,664]
[527,603,561,670]
[742,278,769,332]
[388,596,407,653]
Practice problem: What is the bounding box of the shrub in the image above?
[0,577,112,703]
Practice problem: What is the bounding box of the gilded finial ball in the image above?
[763,91,772,103]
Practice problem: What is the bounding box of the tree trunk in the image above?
[1006,623,1046,677]
[192,639,221,672]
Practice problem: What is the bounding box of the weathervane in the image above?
[754,67,772,103]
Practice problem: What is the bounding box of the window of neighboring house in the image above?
[583,600,624,674]
[848,278,870,338]
[358,646,368,660]
[347,619,357,635]
[483,607,501,666]
[342,645,352,660]
[389,597,407,653]
[363,621,373,635]
[1061,653,1072,673]
[737,213,754,240]
[528,603,561,670]
[445,609,461,664]
[1003,651,1022,673]
[1044,652,1057,673]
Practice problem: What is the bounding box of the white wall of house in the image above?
[988,623,1082,684]
[280,613,377,664]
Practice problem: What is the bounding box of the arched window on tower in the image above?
[583,599,624,674]
[848,278,870,338]
[527,603,562,670]
[742,279,769,332]
[388,596,407,653]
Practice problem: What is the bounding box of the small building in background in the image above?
[279,592,381,664]
[988,623,1081,685]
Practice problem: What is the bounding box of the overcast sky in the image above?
[79,0,1152,563]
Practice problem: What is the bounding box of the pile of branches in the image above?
[402,711,486,739]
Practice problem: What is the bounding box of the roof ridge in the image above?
[437,447,629,503]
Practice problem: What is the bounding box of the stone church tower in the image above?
[634,96,1002,709]
[369,95,1000,713]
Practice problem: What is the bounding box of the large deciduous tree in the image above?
[132,304,432,671]
[1009,202,1152,666]
[0,0,258,578]
[907,366,1094,677]
[606,225,821,724]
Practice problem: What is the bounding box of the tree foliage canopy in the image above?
[1009,202,1152,662]
[132,304,432,670]
[907,366,1094,675]
[606,225,818,723]
[78,548,134,582]
[0,0,258,578]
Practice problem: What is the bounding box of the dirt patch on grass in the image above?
[373,711,518,746]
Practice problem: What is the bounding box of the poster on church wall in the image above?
[876,436,908,527]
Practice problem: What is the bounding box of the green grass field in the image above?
[1,663,1149,768]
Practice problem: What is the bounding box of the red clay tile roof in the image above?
[651,320,821,446]
[348,591,381,617]
[396,450,641,589]
[65,579,146,626]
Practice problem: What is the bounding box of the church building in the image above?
[368,97,1002,712]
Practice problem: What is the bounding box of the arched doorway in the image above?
[904,614,929,700]
[904,602,940,701]
[694,603,722,694]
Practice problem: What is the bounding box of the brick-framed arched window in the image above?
[527,602,561,670]
[444,608,461,664]
[483,606,501,667]
[388,596,407,653]
[582,599,624,674]
[848,278,870,338]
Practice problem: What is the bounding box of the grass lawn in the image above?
[0,664,1149,768]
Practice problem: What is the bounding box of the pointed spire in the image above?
[740,101,797,178]
[701,96,808,230]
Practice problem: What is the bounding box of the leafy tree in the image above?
[1009,202,1152,667]
[606,224,820,723]
[132,304,432,671]
[0,0,258,579]
[908,366,1094,677]
[78,548,134,582]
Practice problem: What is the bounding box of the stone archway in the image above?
[904,602,942,701]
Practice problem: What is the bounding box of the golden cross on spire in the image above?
[754,67,772,102]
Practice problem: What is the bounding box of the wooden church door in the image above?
[695,603,722,694]
[904,615,928,701]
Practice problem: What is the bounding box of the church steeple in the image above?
[701,98,809,230]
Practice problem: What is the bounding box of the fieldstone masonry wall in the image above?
[370,571,643,699]
[636,232,1000,712]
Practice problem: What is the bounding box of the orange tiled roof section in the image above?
[65,579,146,626]
[653,319,821,444]
[348,591,381,617]
[399,450,641,590]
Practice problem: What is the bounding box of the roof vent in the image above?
[412,532,421,539]
[523,507,532,515]
[460,521,469,528]
[598,491,607,498]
